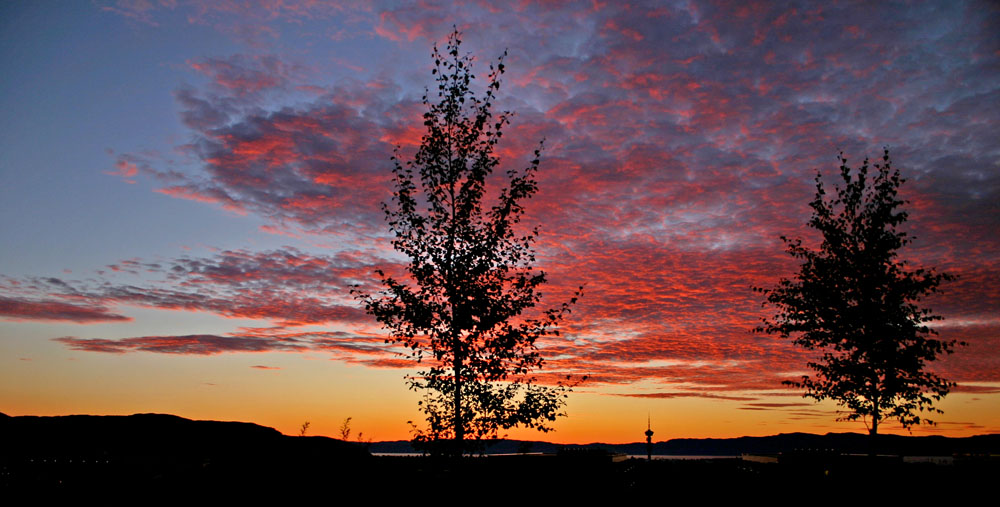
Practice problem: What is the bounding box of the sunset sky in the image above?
[2,1,998,443]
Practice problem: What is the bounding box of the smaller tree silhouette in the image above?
[339,417,352,440]
[755,150,962,443]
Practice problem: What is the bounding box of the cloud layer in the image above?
[21,1,1000,404]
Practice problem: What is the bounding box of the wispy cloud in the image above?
[56,333,308,355]
[0,296,131,323]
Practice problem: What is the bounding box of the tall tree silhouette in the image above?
[755,150,961,442]
[356,30,580,453]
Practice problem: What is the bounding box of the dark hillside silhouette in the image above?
[3,413,996,497]
[0,412,367,493]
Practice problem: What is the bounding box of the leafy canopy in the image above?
[755,150,961,434]
[355,30,580,448]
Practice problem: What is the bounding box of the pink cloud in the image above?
[56,333,308,355]
[0,296,131,323]
[104,159,139,183]
[188,55,298,95]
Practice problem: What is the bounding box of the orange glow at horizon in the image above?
[4,343,997,443]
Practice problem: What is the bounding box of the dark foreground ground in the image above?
[5,453,998,499]
[3,413,997,499]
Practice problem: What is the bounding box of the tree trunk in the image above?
[453,352,463,454]
[869,405,879,458]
